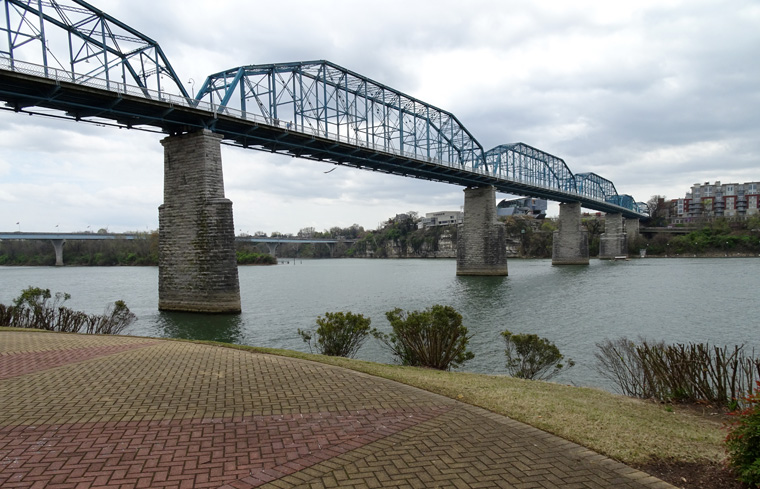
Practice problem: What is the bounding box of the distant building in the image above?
[496,198,547,218]
[670,181,760,222]
[420,211,463,228]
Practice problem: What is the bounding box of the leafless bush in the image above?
[0,286,135,335]
[596,337,760,407]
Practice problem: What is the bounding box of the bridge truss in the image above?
[0,0,647,217]
[196,61,483,170]
[0,0,187,99]
[484,143,577,193]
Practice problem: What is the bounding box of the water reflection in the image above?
[454,275,509,302]
[157,311,244,344]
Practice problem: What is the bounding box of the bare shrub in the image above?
[0,286,135,335]
[596,337,759,407]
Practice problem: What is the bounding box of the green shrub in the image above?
[502,330,574,380]
[725,381,760,486]
[236,250,276,265]
[298,311,373,358]
[377,305,474,370]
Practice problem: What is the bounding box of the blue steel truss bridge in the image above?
[0,0,646,219]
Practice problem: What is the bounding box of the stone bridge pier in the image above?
[599,213,627,259]
[625,218,640,241]
[158,130,241,313]
[552,202,589,265]
[456,186,508,276]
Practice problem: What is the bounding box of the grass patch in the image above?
[208,342,726,465]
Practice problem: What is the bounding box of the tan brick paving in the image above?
[0,331,675,488]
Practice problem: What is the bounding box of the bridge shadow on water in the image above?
[452,275,510,308]
[157,311,244,344]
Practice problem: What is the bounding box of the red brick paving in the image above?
[0,331,675,489]
[0,342,158,380]
[0,408,449,488]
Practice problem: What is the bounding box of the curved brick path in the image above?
[0,331,674,489]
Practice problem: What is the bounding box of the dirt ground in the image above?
[638,460,748,489]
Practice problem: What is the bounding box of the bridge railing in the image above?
[1,56,642,216]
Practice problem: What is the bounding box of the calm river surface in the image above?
[1,258,758,391]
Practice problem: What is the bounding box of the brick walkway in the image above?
[0,331,674,489]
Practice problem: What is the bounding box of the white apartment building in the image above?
[420,211,463,228]
[671,181,760,220]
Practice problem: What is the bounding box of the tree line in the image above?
[2,212,760,265]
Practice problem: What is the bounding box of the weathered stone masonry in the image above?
[599,212,627,259]
[552,202,589,265]
[158,130,241,313]
[456,186,508,276]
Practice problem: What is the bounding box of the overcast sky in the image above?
[1,0,758,234]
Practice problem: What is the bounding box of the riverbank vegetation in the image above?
[298,311,373,358]
[596,338,760,409]
[0,232,276,266]
[0,286,135,335]
[378,305,475,370]
[2,215,759,264]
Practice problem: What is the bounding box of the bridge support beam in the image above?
[552,202,589,265]
[265,243,279,258]
[158,130,241,313]
[599,213,627,260]
[51,239,65,266]
[625,218,640,240]
[456,186,508,276]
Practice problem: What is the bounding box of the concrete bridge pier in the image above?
[552,202,589,265]
[456,186,508,276]
[158,129,241,313]
[51,239,65,266]
[265,243,280,257]
[599,213,627,259]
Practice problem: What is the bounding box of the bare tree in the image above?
[646,195,668,226]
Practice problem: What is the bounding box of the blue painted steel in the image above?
[194,61,485,171]
[484,143,576,193]
[0,0,188,98]
[575,172,618,202]
[0,0,647,218]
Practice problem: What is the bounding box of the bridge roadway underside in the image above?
[0,69,641,218]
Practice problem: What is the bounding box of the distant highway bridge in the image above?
[0,0,646,312]
[0,232,355,265]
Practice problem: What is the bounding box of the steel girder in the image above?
[484,143,577,193]
[194,61,484,170]
[575,172,618,202]
[0,0,187,100]
[606,194,636,211]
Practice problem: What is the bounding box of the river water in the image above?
[1,257,757,391]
